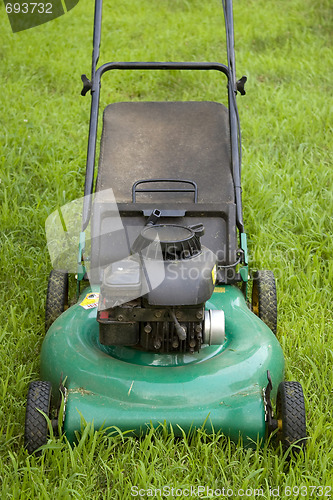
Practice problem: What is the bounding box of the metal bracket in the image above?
[98,304,204,324]
[263,370,278,433]
[76,232,87,298]
[77,232,86,280]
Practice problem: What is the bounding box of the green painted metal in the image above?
[241,233,248,265]
[40,285,284,444]
[239,233,248,296]
[240,265,248,283]
[77,232,86,279]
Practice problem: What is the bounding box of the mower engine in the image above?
[97,220,225,353]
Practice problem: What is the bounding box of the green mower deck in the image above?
[40,285,284,444]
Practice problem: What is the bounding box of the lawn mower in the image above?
[24,0,307,454]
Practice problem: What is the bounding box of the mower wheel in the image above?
[45,270,68,332]
[252,270,277,334]
[276,381,307,453]
[24,381,52,454]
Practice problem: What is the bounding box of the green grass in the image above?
[0,0,332,497]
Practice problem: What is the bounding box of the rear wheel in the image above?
[276,381,307,453]
[24,381,52,454]
[252,270,277,334]
[45,270,68,332]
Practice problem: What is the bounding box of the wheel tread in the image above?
[45,270,68,331]
[24,381,52,454]
[276,381,307,452]
[252,270,277,334]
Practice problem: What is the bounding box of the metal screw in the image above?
[154,338,161,349]
[196,310,203,319]
[117,315,124,321]
[154,310,162,318]
[144,324,152,334]
[176,311,182,320]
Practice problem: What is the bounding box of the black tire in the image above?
[276,381,307,453]
[252,270,277,334]
[24,381,52,454]
[45,270,68,332]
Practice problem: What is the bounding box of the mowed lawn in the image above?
[0,0,332,497]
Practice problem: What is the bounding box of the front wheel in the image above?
[24,381,52,454]
[276,381,307,453]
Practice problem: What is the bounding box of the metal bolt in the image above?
[154,310,162,318]
[196,310,203,320]
[117,315,124,321]
[144,324,152,334]
[154,338,161,349]
[195,325,202,333]
[175,311,182,320]
[189,340,196,348]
